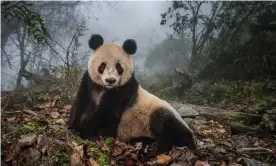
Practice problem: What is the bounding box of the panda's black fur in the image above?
[68,34,196,152]
[69,71,139,138]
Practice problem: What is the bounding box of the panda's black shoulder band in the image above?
[123,39,137,55]
[89,34,104,50]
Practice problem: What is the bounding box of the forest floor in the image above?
[1,90,276,166]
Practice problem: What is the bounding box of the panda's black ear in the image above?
[89,34,104,50]
[122,39,137,55]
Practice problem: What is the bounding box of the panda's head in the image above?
[88,34,137,89]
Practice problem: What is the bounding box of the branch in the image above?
[1,47,12,69]
[44,40,66,63]
[1,1,23,13]
[65,20,85,69]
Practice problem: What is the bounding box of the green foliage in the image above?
[161,1,276,79]
[73,138,111,166]
[1,1,50,44]
[55,152,70,166]
[37,93,50,100]
[104,137,113,146]
[15,122,41,134]
[89,146,110,166]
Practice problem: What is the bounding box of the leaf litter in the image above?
[1,92,276,166]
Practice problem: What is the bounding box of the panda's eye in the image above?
[116,63,123,75]
[98,62,106,74]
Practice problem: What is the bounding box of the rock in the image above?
[237,158,262,166]
[17,148,41,166]
[170,102,199,117]
[183,118,193,125]
[265,109,276,115]
[18,133,37,148]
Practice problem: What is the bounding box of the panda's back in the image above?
[117,86,172,141]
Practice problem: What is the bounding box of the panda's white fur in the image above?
[88,44,134,89]
[117,86,191,141]
[68,34,196,151]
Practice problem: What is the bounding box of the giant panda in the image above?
[68,34,196,151]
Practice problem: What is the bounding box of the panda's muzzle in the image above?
[105,78,116,84]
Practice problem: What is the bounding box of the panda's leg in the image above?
[149,107,196,152]
[68,71,91,131]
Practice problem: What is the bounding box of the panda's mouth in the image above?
[105,85,114,89]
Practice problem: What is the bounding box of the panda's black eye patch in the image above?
[98,62,106,74]
[116,63,123,75]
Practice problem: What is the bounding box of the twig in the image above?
[44,39,66,63]
[237,147,275,155]
[1,1,23,13]
[23,109,38,116]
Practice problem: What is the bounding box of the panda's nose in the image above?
[105,78,116,84]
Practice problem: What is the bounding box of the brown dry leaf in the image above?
[6,117,16,122]
[70,152,84,166]
[112,146,123,157]
[71,145,85,166]
[156,154,171,165]
[51,97,58,107]
[72,141,78,147]
[87,157,99,166]
[98,137,109,151]
[170,147,196,162]
[194,160,211,166]
[228,162,242,166]
[37,102,52,109]
[220,161,227,166]
[50,111,60,119]
[56,119,65,125]
[64,105,72,111]
[23,117,31,122]
[134,142,142,151]
[220,141,233,148]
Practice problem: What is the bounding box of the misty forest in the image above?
[1,1,276,166]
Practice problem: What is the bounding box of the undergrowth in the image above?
[143,79,276,110]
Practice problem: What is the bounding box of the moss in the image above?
[223,114,244,121]
[104,137,113,146]
[88,142,110,166]
[18,122,41,134]
[37,93,50,100]
[55,152,70,166]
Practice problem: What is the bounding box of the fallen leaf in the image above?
[194,160,211,166]
[23,117,31,122]
[98,137,109,151]
[228,162,242,166]
[6,117,16,122]
[70,152,84,166]
[50,111,60,119]
[221,141,233,148]
[51,97,58,107]
[156,154,171,165]
[23,109,38,116]
[217,128,226,134]
[72,141,78,147]
[64,105,72,111]
[88,157,99,166]
[37,102,52,109]
[220,161,227,166]
[56,119,65,125]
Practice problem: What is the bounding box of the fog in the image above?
[1,1,174,90]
